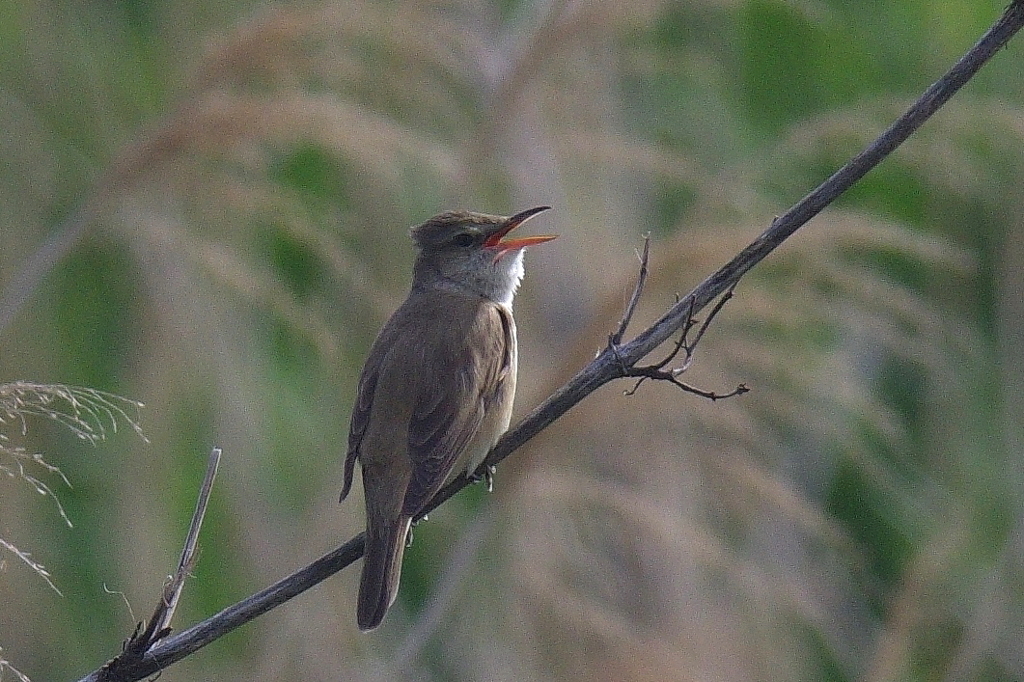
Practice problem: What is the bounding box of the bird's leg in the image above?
[469,464,497,492]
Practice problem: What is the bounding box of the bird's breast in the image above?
[459,312,518,477]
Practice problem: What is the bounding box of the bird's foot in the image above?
[470,465,497,492]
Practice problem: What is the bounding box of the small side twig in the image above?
[158,446,221,635]
[609,234,651,348]
[98,447,221,682]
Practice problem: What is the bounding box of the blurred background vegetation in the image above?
[1,0,1024,679]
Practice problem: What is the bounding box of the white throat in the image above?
[491,250,525,307]
[422,248,525,308]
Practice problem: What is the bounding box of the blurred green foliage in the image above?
[1,0,1023,681]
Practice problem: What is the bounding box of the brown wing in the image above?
[400,294,513,517]
[340,302,408,502]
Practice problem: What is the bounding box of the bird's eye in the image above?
[452,233,476,247]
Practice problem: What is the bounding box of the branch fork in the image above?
[607,235,748,401]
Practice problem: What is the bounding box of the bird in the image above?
[340,206,556,631]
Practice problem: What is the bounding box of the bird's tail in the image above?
[357,515,412,631]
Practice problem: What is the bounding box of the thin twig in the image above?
[609,234,651,347]
[160,447,221,634]
[72,4,1024,680]
[625,368,749,401]
[95,448,222,682]
[688,282,736,352]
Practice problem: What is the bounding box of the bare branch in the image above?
[71,3,1024,680]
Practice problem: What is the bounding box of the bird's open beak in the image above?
[484,206,557,254]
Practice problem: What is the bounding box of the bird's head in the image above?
[410,206,555,305]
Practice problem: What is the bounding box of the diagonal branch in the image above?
[72,2,1024,680]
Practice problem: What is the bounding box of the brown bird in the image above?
[340,206,556,631]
